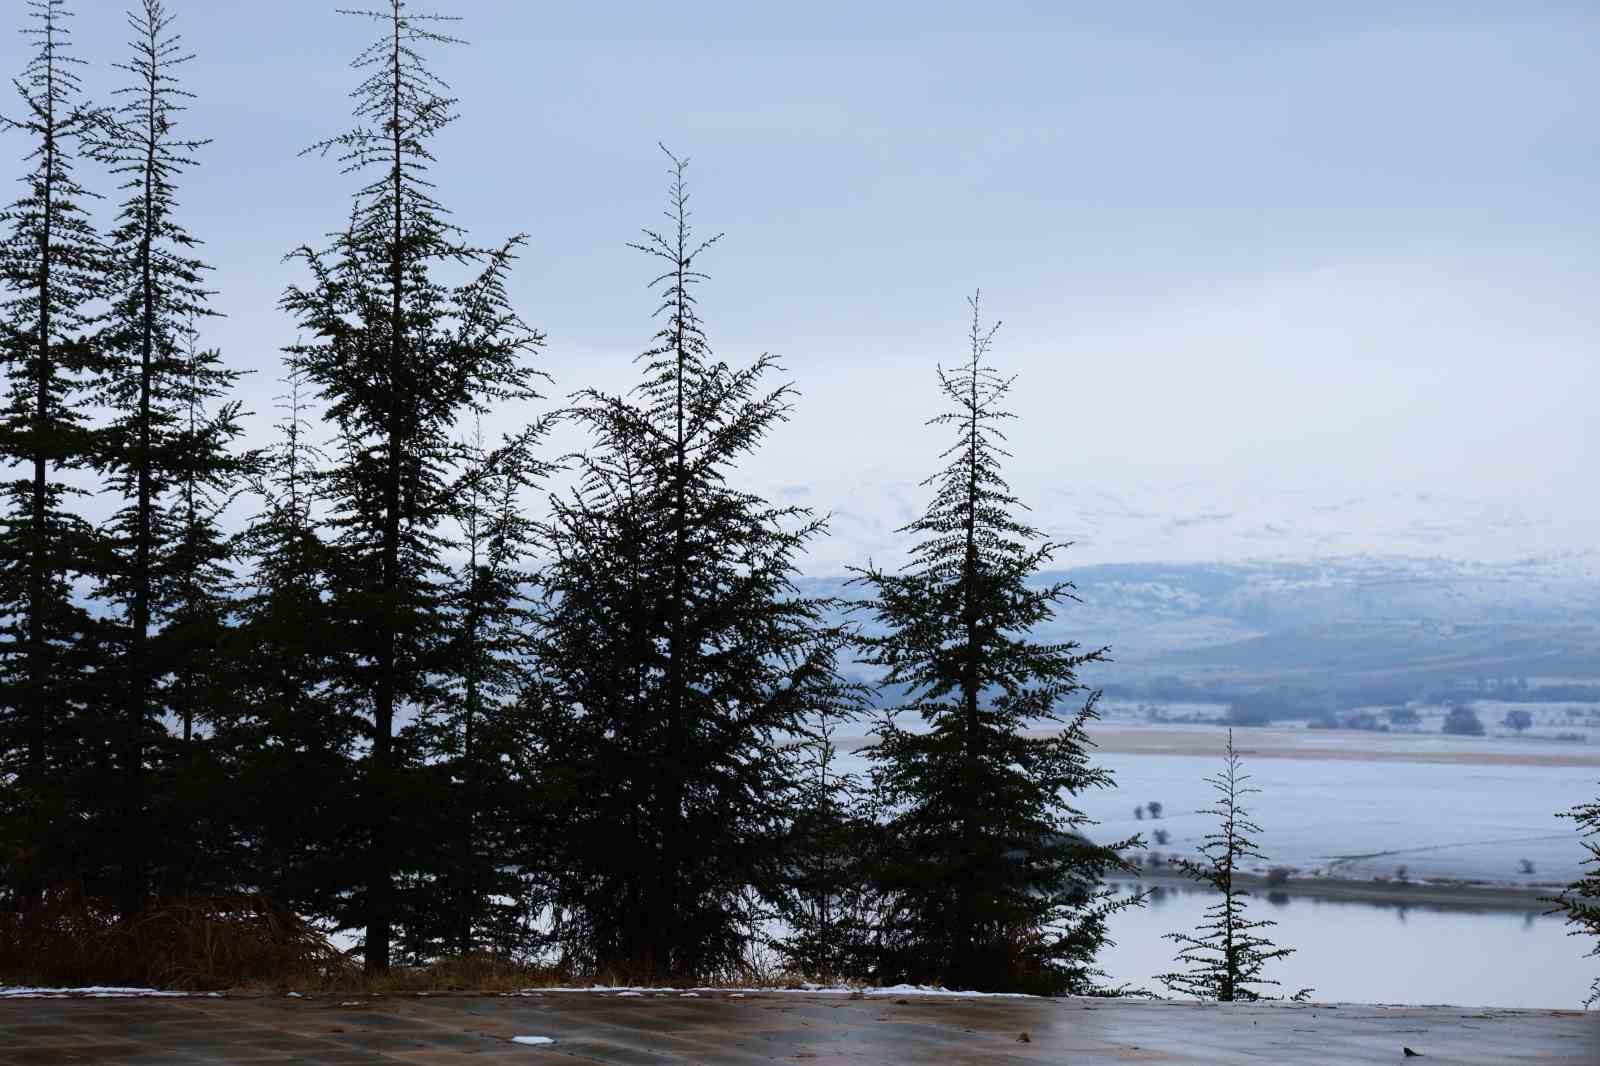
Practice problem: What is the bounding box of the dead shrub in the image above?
[0,890,352,991]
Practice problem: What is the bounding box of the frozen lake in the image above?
[834,735,1595,885]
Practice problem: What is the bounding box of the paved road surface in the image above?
[0,991,1594,1064]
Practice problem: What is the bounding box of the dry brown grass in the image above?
[0,895,819,994]
[0,892,352,991]
[324,953,568,995]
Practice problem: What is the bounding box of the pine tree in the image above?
[533,148,849,981]
[161,322,245,750]
[280,1,546,971]
[0,0,108,910]
[1157,730,1307,1002]
[1548,786,1599,1006]
[851,295,1138,995]
[91,0,244,911]
[403,421,550,961]
[770,697,878,984]
[144,318,248,899]
[223,369,357,922]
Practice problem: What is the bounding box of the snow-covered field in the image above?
[0,987,220,999]
[1079,751,1592,885]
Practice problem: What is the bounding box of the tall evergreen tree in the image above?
[91,0,243,912]
[1548,786,1599,1006]
[1157,730,1307,1002]
[851,295,1138,994]
[0,0,108,910]
[533,149,849,980]
[280,1,546,971]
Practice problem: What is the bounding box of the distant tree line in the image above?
[0,1,1139,993]
[1106,678,1600,716]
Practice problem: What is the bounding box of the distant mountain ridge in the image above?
[800,479,1599,574]
[800,552,1600,707]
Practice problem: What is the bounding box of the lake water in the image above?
[1101,881,1592,1010]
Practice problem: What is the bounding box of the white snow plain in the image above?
[526,983,1034,998]
[0,987,213,999]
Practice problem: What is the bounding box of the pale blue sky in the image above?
[4,1,1596,570]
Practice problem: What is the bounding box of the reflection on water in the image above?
[1101,881,1592,1009]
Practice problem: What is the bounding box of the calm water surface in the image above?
[1102,882,1593,1010]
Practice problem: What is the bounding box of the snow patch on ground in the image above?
[0,987,205,999]
[525,983,1033,998]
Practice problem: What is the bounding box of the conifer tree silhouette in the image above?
[770,697,879,984]
[534,148,850,980]
[402,420,549,960]
[223,368,354,921]
[91,0,244,912]
[280,1,546,971]
[1157,730,1308,1002]
[0,0,108,911]
[851,295,1138,994]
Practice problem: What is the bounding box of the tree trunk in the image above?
[123,63,160,918]
[365,8,404,974]
[955,360,983,984]
[20,39,57,918]
[458,558,480,958]
[656,232,691,978]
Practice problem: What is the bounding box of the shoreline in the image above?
[1119,866,1562,911]
[1081,725,1600,767]
[842,725,1600,767]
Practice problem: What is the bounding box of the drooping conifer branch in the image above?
[1547,788,1600,1006]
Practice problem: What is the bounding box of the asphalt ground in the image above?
[0,991,1594,1064]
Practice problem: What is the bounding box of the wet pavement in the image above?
[0,991,1594,1064]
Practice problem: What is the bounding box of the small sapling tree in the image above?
[1158,730,1309,1002]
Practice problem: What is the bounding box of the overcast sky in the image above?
[5,1,1596,572]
